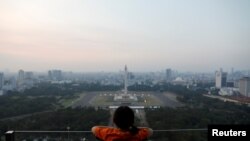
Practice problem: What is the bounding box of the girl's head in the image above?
[113,106,135,130]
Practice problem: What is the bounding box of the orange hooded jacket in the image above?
[92,126,151,141]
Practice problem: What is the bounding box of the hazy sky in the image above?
[0,0,250,72]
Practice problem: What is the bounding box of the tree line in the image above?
[145,85,250,141]
[0,107,110,140]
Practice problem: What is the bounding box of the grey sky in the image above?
[0,0,249,72]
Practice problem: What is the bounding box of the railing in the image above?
[4,128,208,141]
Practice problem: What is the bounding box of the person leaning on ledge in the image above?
[92,106,153,141]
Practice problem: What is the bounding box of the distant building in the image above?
[17,70,25,91]
[48,70,63,81]
[226,81,234,87]
[17,70,25,83]
[172,77,187,86]
[25,71,34,80]
[9,77,17,90]
[0,73,4,89]
[239,77,250,97]
[234,80,239,88]
[215,69,227,88]
[166,68,172,82]
[219,87,238,96]
[25,71,34,88]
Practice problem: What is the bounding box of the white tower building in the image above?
[215,69,227,89]
[114,65,138,104]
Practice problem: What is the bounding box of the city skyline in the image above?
[1,0,250,72]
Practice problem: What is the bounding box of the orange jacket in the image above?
[92,126,151,141]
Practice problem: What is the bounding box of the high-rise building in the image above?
[25,71,34,88]
[0,73,4,89]
[239,77,250,97]
[25,71,34,80]
[9,77,17,90]
[215,69,227,88]
[166,68,172,82]
[48,70,63,81]
[124,65,128,95]
[17,69,25,87]
[48,70,52,79]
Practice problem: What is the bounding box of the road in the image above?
[0,110,53,121]
[154,92,184,108]
[71,92,98,108]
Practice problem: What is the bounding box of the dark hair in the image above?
[113,106,138,135]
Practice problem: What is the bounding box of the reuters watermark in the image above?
[208,125,249,141]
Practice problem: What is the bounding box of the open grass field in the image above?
[68,91,183,108]
[90,92,164,107]
[59,93,86,107]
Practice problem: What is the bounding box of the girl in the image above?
[92,106,153,141]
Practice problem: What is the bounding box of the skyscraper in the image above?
[48,70,63,81]
[124,65,128,95]
[18,69,25,87]
[25,71,34,80]
[0,73,4,89]
[239,77,250,97]
[166,68,172,82]
[215,69,227,89]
